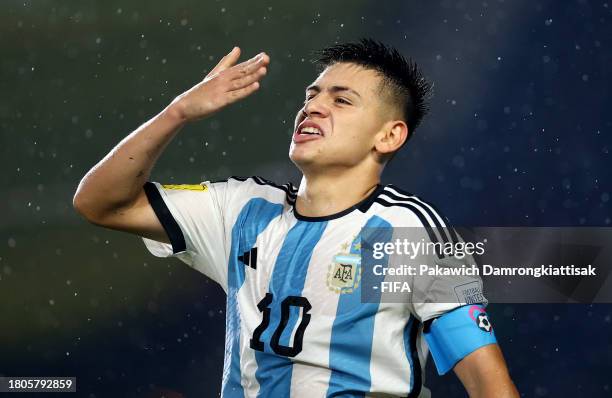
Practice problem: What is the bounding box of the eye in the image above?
[335,97,351,105]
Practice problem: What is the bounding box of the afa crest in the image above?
[327,245,361,294]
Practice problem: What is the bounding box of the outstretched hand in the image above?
[171,47,270,122]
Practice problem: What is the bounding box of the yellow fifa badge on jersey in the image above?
[162,184,208,191]
[327,251,361,294]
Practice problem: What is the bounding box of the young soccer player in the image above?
[74,39,518,397]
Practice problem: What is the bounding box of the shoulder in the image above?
[369,184,458,244]
[371,184,453,229]
[207,175,297,206]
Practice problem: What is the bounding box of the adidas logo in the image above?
[238,247,258,270]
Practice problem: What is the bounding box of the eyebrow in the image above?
[306,84,362,99]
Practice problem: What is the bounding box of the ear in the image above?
[374,120,409,155]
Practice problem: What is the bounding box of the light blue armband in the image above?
[424,305,497,375]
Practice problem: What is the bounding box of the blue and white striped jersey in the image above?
[141,176,488,397]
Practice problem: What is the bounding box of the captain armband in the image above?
[423,305,498,375]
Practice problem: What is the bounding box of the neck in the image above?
[295,166,381,218]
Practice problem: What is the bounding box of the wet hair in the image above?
[313,38,432,139]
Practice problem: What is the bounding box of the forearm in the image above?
[458,366,518,398]
[455,344,519,398]
[73,103,186,220]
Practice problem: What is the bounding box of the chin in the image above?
[289,143,307,161]
[289,148,320,170]
[289,152,311,169]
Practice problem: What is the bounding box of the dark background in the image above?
[1,0,611,397]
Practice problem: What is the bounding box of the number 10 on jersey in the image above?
[249,293,312,357]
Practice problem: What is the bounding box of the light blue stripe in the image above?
[255,220,327,398]
[222,198,284,398]
[326,216,392,397]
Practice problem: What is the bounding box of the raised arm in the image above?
[73,47,269,242]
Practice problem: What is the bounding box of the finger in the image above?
[209,46,241,75]
[228,52,270,80]
[229,66,267,92]
[225,81,261,104]
[208,46,241,76]
[227,52,264,75]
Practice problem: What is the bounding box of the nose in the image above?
[303,94,330,118]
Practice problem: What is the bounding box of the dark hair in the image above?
[312,38,432,138]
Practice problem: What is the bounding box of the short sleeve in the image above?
[408,239,488,322]
[376,187,487,322]
[141,181,231,290]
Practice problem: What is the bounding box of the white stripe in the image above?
[288,219,353,396]
[369,303,413,395]
[288,215,368,396]
[416,324,429,378]
[416,326,432,398]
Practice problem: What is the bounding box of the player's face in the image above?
[289,62,389,172]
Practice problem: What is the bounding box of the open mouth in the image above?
[298,126,323,136]
[293,120,326,143]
